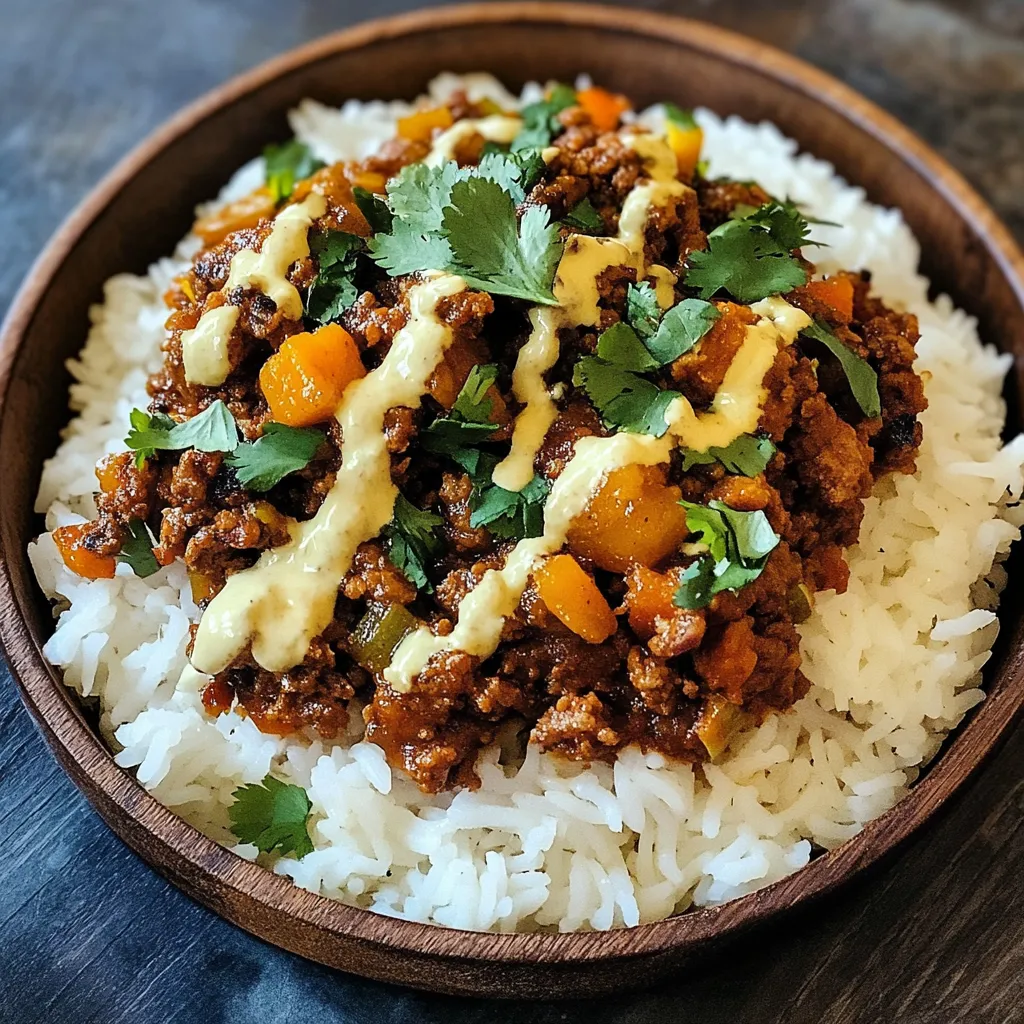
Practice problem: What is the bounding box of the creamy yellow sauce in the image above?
[181,192,327,387]
[425,115,523,166]
[190,274,466,675]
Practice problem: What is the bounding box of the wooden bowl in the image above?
[2,2,1023,999]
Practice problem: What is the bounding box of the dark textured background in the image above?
[2,1,1023,1022]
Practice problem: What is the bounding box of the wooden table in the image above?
[2,1,1023,1020]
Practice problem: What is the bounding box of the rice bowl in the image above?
[25,69,1024,937]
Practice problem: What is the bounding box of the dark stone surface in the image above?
[1,2,1022,1021]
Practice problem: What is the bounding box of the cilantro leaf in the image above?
[229,775,314,858]
[800,319,881,418]
[371,222,454,277]
[263,141,325,204]
[680,434,776,475]
[564,197,604,234]
[382,493,444,591]
[470,472,550,540]
[673,500,780,609]
[685,201,811,302]
[352,186,393,234]
[225,423,325,491]
[421,364,501,458]
[125,401,238,465]
[512,83,576,152]
[306,230,365,324]
[573,356,679,436]
[443,177,562,304]
[477,149,545,204]
[644,298,721,364]
[664,103,698,131]
[118,519,159,578]
[626,282,663,340]
[596,321,659,372]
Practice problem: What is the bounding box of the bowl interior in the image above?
[2,4,1024,998]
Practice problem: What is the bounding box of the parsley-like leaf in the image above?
[382,493,444,591]
[306,230,365,324]
[644,298,721,364]
[673,500,780,609]
[596,321,659,372]
[421,364,501,458]
[800,319,881,418]
[573,356,679,436]
[680,434,776,475]
[511,83,576,152]
[564,197,604,233]
[626,282,663,340]
[470,473,551,540]
[263,141,325,204]
[664,103,698,131]
[685,201,811,303]
[443,177,562,304]
[352,186,393,234]
[118,519,159,578]
[125,401,238,464]
[225,423,325,491]
[229,775,314,858]
[477,149,545,204]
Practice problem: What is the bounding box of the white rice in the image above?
[28,74,1024,933]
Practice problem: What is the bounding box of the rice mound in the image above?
[27,74,1024,933]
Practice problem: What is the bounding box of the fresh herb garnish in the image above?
[511,83,577,152]
[125,401,238,467]
[673,500,780,609]
[800,319,881,418]
[225,423,325,491]
[382,493,444,592]
[643,298,722,364]
[477,148,545,202]
[263,141,325,204]
[352,186,393,234]
[228,775,314,858]
[664,103,698,130]
[421,364,501,457]
[680,434,776,475]
[626,281,663,340]
[118,519,160,578]
[469,471,551,540]
[685,201,813,303]
[305,230,365,324]
[563,197,604,233]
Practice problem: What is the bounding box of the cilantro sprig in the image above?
[263,141,325,204]
[680,434,776,476]
[800,319,881,418]
[564,198,604,234]
[305,230,366,325]
[421,364,501,459]
[468,462,551,540]
[382,493,444,592]
[511,83,576,152]
[229,775,314,858]
[118,519,160,579]
[226,423,326,491]
[125,401,237,466]
[685,201,815,303]
[673,500,780,609]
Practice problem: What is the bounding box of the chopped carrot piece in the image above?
[534,553,618,644]
[803,276,855,322]
[192,187,277,247]
[397,106,454,143]
[259,323,366,427]
[349,170,387,194]
[53,523,116,579]
[577,86,630,133]
[666,122,704,180]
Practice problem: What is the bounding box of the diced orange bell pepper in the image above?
[534,553,618,644]
[803,276,855,322]
[397,106,454,143]
[567,464,690,572]
[666,121,704,180]
[577,86,630,133]
[192,187,278,247]
[94,455,122,495]
[259,323,366,427]
[53,523,117,580]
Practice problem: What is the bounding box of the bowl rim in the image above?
[2,0,1024,969]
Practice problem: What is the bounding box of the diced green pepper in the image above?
[350,601,419,675]
[695,696,745,760]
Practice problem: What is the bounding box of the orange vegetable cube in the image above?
[567,464,689,572]
[192,187,277,247]
[666,122,704,180]
[259,323,366,427]
[803,276,855,322]
[577,86,630,133]
[53,523,116,580]
[534,554,618,644]
[397,106,454,143]
[622,565,681,638]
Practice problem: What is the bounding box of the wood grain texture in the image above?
[1,0,1024,1019]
